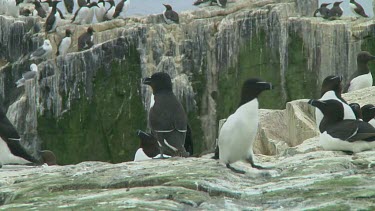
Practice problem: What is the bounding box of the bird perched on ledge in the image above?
[78,27,95,51]
[313,3,331,18]
[163,4,179,24]
[350,0,368,18]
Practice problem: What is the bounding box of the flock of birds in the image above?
[0,0,226,167]
[314,0,370,19]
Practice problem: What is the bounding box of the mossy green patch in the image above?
[38,46,146,165]
[305,204,351,211]
[217,30,283,120]
[286,30,318,101]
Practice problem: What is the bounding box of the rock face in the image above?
[1,0,375,165]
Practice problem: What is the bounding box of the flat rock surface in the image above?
[1,140,375,210]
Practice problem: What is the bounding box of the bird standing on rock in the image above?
[143,72,189,158]
[326,1,343,19]
[313,3,331,17]
[78,27,95,51]
[95,0,107,22]
[33,1,47,18]
[16,64,38,87]
[104,0,116,20]
[218,78,273,174]
[45,1,61,33]
[72,2,99,25]
[30,40,53,60]
[56,29,72,56]
[163,4,179,24]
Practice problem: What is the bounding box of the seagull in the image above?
[16,64,38,87]
[30,40,53,60]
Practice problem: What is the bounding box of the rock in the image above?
[1,148,375,209]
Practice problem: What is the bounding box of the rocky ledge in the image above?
[1,87,375,210]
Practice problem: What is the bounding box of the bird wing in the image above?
[31,47,46,58]
[327,120,375,142]
[64,0,74,13]
[149,93,187,131]
[112,0,124,18]
[57,8,65,19]
[313,9,319,17]
[0,107,39,163]
[354,6,368,17]
[45,13,56,32]
[165,11,179,23]
[22,71,36,80]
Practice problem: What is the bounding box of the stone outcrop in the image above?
[1,0,375,165]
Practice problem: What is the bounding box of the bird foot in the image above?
[226,164,246,174]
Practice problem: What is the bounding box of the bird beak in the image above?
[143,77,152,85]
[308,99,326,108]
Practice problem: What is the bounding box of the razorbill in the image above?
[350,0,368,18]
[143,72,189,157]
[219,78,272,173]
[95,0,107,22]
[344,51,375,93]
[112,0,129,19]
[0,106,40,165]
[72,2,98,24]
[329,1,343,17]
[64,0,74,14]
[313,3,331,17]
[56,29,72,56]
[78,27,95,51]
[315,75,356,129]
[349,103,362,120]
[104,0,116,21]
[163,4,179,24]
[16,64,38,87]
[33,1,47,18]
[361,104,375,127]
[45,1,61,33]
[309,99,375,153]
[30,40,53,60]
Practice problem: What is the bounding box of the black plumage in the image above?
[64,0,74,14]
[350,0,368,18]
[328,1,343,18]
[136,130,160,158]
[313,3,331,17]
[45,1,60,33]
[349,103,362,120]
[0,107,40,164]
[33,1,47,18]
[361,104,375,123]
[143,72,189,157]
[78,27,95,51]
[309,99,375,142]
[163,4,179,24]
[113,0,127,18]
[210,0,227,7]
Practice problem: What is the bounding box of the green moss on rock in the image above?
[37,48,146,165]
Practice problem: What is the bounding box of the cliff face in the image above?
[1,0,375,164]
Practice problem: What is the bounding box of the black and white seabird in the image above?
[112,0,129,19]
[16,64,38,87]
[33,1,47,18]
[72,2,98,24]
[349,103,362,120]
[344,51,375,93]
[350,0,368,18]
[95,0,107,22]
[78,27,95,51]
[218,78,272,173]
[44,0,65,19]
[361,104,375,127]
[30,40,53,60]
[45,1,61,33]
[163,4,179,24]
[309,99,375,153]
[0,106,40,165]
[78,0,88,8]
[56,29,72,56]
[327,1,343,19]
[315,75,356,128]
[313,3,331,17]
[64,0,74,14]
[143,72,189,157]
[104,0,116,21]
[210,0,227,7]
